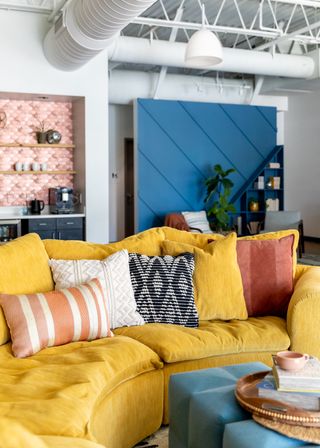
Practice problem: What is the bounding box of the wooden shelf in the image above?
[0,170,76,175]
[0,143,75,148]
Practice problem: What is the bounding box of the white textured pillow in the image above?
[49,250,144,329]
[182,211,213,234]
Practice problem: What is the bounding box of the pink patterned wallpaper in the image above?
[0,99,74,206]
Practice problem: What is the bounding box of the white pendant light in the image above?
[185,4,223,68]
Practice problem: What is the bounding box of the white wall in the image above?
[109,104,133,241]
[285,92,320,238]
[0,11,109,243]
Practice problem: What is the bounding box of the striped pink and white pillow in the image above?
[0,278,113,358]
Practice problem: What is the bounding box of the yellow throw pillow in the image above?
[0,233,54,345]
[239,230,299,275]
[162,226,223,248]
[44,227,165,260]
[161,232,247,321]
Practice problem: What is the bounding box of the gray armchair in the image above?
[262,211,304,258]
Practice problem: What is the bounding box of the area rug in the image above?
[134,427,168,448]
[298,253,320,266]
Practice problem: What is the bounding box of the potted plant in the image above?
[34,119,49,144]
[204,164,236,231]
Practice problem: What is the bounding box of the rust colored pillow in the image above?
[237,235,294,316]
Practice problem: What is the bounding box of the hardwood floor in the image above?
[304,240,320,255]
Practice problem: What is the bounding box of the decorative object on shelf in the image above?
[22,162,30,171]
[248,198,259,212]
[236,215,242,235]
[204,164,236,231]
[34,119,49,144]
[266,198,279,211]
[254,176,264,190]
[0,143,74,148]
[0,170,76,175]
[266,176,274,189]
[0,110,7,129]
[269,162,281,168]
[40,162,47,171]
[14,162,22,172]
[46,129,62,144]
[31,162,40,171]
[273,176,281,190]
[236,145,284,236]
[246,221,261,234]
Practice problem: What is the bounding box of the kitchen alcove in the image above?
[0,92,85,211]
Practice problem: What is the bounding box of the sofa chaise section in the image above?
[0,335,163,448]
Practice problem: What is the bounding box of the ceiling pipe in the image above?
[43,0,157,71]
[109,36,315,79]
[108,69,288,111]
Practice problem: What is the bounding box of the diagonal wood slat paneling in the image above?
[136,99,277,232]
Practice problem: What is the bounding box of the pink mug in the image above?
[275,351,309,371]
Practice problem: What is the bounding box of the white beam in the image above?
[256,19,320,51]
[154,1,184,99]
[131,16,280,39]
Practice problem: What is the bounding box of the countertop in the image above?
[0,213,85,220]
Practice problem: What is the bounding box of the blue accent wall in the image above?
[136,98,277,232]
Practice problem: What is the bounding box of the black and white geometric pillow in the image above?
[129,252,199,328]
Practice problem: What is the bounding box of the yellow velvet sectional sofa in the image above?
[0,227,319,448]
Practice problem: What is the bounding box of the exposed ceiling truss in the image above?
[3,0,320,95]
[3,0,320,52]
[0,0,66,15]
[124,0,320,51]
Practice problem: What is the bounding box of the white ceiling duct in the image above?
[43,0,157,71]
[109,36,315,79]
[108,69,288,111]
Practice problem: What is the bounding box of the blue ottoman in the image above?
[168,362,319,448]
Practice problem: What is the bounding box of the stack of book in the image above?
[272,176,281,189]
[269,162,281,168]
[266,198,279,211]
[257,357,320,411]
[254,176,265,190]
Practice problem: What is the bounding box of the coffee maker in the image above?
[49,187,78,214]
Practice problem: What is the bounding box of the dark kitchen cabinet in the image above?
[22,217,84,241]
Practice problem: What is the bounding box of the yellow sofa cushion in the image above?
[42,436,106,448]
[161,232,247,320]
[0,335,162,439]
[44,227,165,260]
[0,417,105,448]
[0,417,48,448]
[162,226,223,248]
[0,233,54,346]
[239,229,299,275]
[115,316,289,363]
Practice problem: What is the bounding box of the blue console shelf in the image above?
[231,145,284,235]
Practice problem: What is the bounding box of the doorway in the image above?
[124,138,134,237]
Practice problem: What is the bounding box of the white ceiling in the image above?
[4,0,320,51]
[2,0,320,88]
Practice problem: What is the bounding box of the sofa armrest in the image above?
[287,266,320,358]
